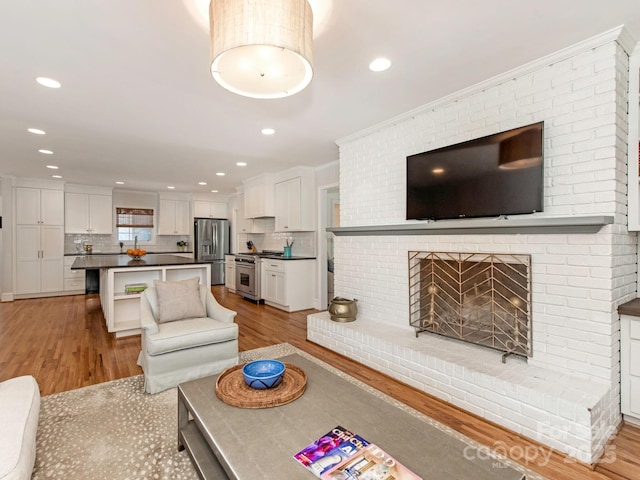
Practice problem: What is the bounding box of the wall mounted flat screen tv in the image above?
[406,121,544,221]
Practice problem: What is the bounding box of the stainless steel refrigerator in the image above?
[194,218,230,285]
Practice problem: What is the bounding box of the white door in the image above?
[193,200,211,218]
[40,225,64,292]
[41,189,64,225]
[65,192,90,233]
[16,225,41,293]
[174,200,191,234]
[89,195,113,234]
[158,199,176,235]
[16,188,41,225]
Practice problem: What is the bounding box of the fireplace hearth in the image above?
[408,252,531,358]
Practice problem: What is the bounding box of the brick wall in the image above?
[330,34,637,462]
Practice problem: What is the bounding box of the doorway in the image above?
[317,184,339,309]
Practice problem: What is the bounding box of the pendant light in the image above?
[209,0,314,99]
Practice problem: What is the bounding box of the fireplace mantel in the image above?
[327,215,614,236]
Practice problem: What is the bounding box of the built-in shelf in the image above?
[327,215,614,236]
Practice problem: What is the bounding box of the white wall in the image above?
[331,31,637,462]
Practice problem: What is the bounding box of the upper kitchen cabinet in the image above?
[243,174,274,218]
[64,185,113,234]
[158,196,190,235]
[235,194,267,234]
[16,187,64,226]
[274,167,315,232]
[193,199,227,219]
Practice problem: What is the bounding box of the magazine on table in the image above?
[294,426,421,479]
[320,443,422,480]
[293,426,369,477]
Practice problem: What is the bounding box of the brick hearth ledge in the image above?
[308,311,613,464]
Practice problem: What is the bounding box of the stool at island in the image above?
[0,375,40,480]
[138,279,239,394]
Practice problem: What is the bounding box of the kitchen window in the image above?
[116,207,154,242]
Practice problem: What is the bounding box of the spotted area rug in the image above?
[33,344,294,480]
[33,343,545,480]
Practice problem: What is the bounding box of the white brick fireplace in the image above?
[308,28,638,464]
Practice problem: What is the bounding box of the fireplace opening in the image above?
[408,252,531,358]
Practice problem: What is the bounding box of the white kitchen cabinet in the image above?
[158,198,190,235]
[274,174,315,231]
[16,224,64,295]
[621,314,640,424]
[16,187,64,226]
[236,195,267,234]
[243,174,274,218]
[64,192,112,234]
[64,256,86,293]
[261,259,315,312]
[15,185,65,297]
[193,200,227,219]
[102,263,210,337]
[225,255,236,292]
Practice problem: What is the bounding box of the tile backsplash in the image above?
[240,219,316,257]
[64,234,190,254]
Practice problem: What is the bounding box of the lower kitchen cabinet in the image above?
[261,259,315,312]
[63,256,86,293]
[225,255,236,292]
[15,225,64,296]
[101,263,210,337]
[621,314,640,424]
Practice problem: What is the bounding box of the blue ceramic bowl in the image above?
[242,359,286,389]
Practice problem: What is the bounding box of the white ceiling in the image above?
[1,0,639,197]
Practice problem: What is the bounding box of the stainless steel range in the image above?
[235,251,284,302]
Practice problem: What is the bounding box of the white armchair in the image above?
[138,282,239,394]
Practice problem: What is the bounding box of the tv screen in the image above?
[406,122,544,221]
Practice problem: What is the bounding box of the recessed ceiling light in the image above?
[369,57,391,72]
[38,149,53,155]
[167,186,175,189]
[51,175,62,179]
[432,168,445,174]
[216,172,225,176]
[198,182,207,185]
[36,77,61,88]
[115,181,125,185]
[27,128,46,135]
[261,128,275,135]
[210,189,219,193]
[236,162,247,167]
[46,165,58,169]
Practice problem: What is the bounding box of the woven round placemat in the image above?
[215,362,307,409]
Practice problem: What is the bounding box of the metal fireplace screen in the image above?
[408,252,532,357]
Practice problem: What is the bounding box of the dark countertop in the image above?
[234,251,316,261]
[65,250,192,256]
[618,298,640,317]
[260,255,316,260]
[71,254,208,270]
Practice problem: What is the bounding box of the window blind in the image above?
[116,208,154,228]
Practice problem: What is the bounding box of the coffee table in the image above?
[177,353,527,480]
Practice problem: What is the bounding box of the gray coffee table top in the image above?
[178,354,526,480]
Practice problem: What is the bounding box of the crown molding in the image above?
[337,26,633,147]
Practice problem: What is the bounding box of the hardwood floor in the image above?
[0,287,639,479]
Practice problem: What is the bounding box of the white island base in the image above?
[99,263,210,337]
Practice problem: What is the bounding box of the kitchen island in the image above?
[72,254,211,337]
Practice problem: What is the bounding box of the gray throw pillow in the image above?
[154,277,206,323]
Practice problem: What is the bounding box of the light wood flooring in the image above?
[0,287,639,480]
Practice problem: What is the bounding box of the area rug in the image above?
[33,343,545,480]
